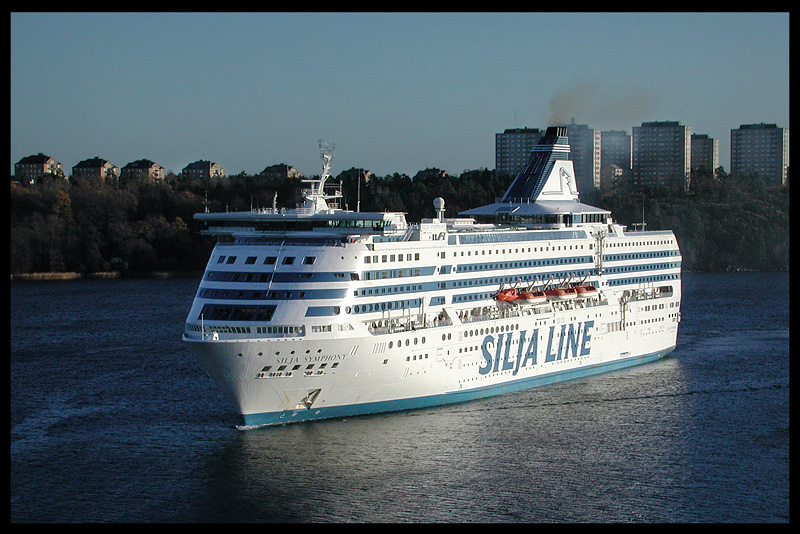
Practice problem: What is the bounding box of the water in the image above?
[10,273,789,522]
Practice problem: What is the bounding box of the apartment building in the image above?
[730,123,788,185]
[121,159,166,183]
[72,157,120,181]
[690,134,719,175]
[14,153,64,182]
[632,121,691,190]
[182,159,226,179]
[260,163,303,179]
[562,122,601,196]
[495,128,543,178]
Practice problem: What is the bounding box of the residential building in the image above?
[121,159,166,183]
[730,123,789,185]
[600,130,632,184]
[632,121,691,190]
[495,128,543,178]
[690,134,719,175]
[260,163,303,179]
[182,159,226,179]
[561,122,601,196]
[14,153,64,182]
[72,157,120,181]
[601,163,625,191]
[413,168,449,181]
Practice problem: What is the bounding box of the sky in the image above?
[10,12,790,179]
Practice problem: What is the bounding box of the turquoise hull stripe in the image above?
[240,346,675,428]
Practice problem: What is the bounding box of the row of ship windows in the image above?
[605,262,681,274]
[606,239,673,248]
[607,273,680,286]
[604,251,679,261]
[214,241,674,268]
[455,256,591,272]
[364,253,421,263]
[217,255,317,265]
[445,244,588,257]
[186,323,303,335]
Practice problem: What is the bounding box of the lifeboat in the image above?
[545,287,577,301]
[520,289,547,303]
[496,288,520,301]
[575,284,599,298]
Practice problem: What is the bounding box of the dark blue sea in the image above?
[10,272,789,523]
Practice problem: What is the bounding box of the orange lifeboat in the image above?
[545,287,577,301]
[496,288,520,301]
[575,284,598,298]
[520,289,547,303]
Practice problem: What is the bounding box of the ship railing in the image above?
[250,207,308,215]
[366,316,453,335]
[623,286,671,301]
[460,306,524,324]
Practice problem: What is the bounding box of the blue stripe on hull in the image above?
[239,346,675,428]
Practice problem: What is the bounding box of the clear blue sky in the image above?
[11,12,789,178]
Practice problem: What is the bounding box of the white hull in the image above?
[185,285,680,426]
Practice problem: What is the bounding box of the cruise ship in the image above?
[183,128,681,427]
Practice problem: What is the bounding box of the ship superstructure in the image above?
[183,130,681,427]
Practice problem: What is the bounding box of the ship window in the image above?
[245,256,257,264]
[264,257,277,265]
[217,256,226,263]
[283,257,295,265]
[303,256,316,265]
[226,256,237,264]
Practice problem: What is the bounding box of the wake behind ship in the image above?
[183,129,681,427]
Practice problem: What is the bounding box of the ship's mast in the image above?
[301,140,341,212]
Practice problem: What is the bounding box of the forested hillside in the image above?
[9,168,789,276]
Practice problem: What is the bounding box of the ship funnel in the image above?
[501,126,571,202]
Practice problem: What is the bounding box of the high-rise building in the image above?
[495,128,543,178]
[690,134,719,175]
[632,121,691,190]
[561,122,601,197]
[730,123,788,185]
[600,130,632,188]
